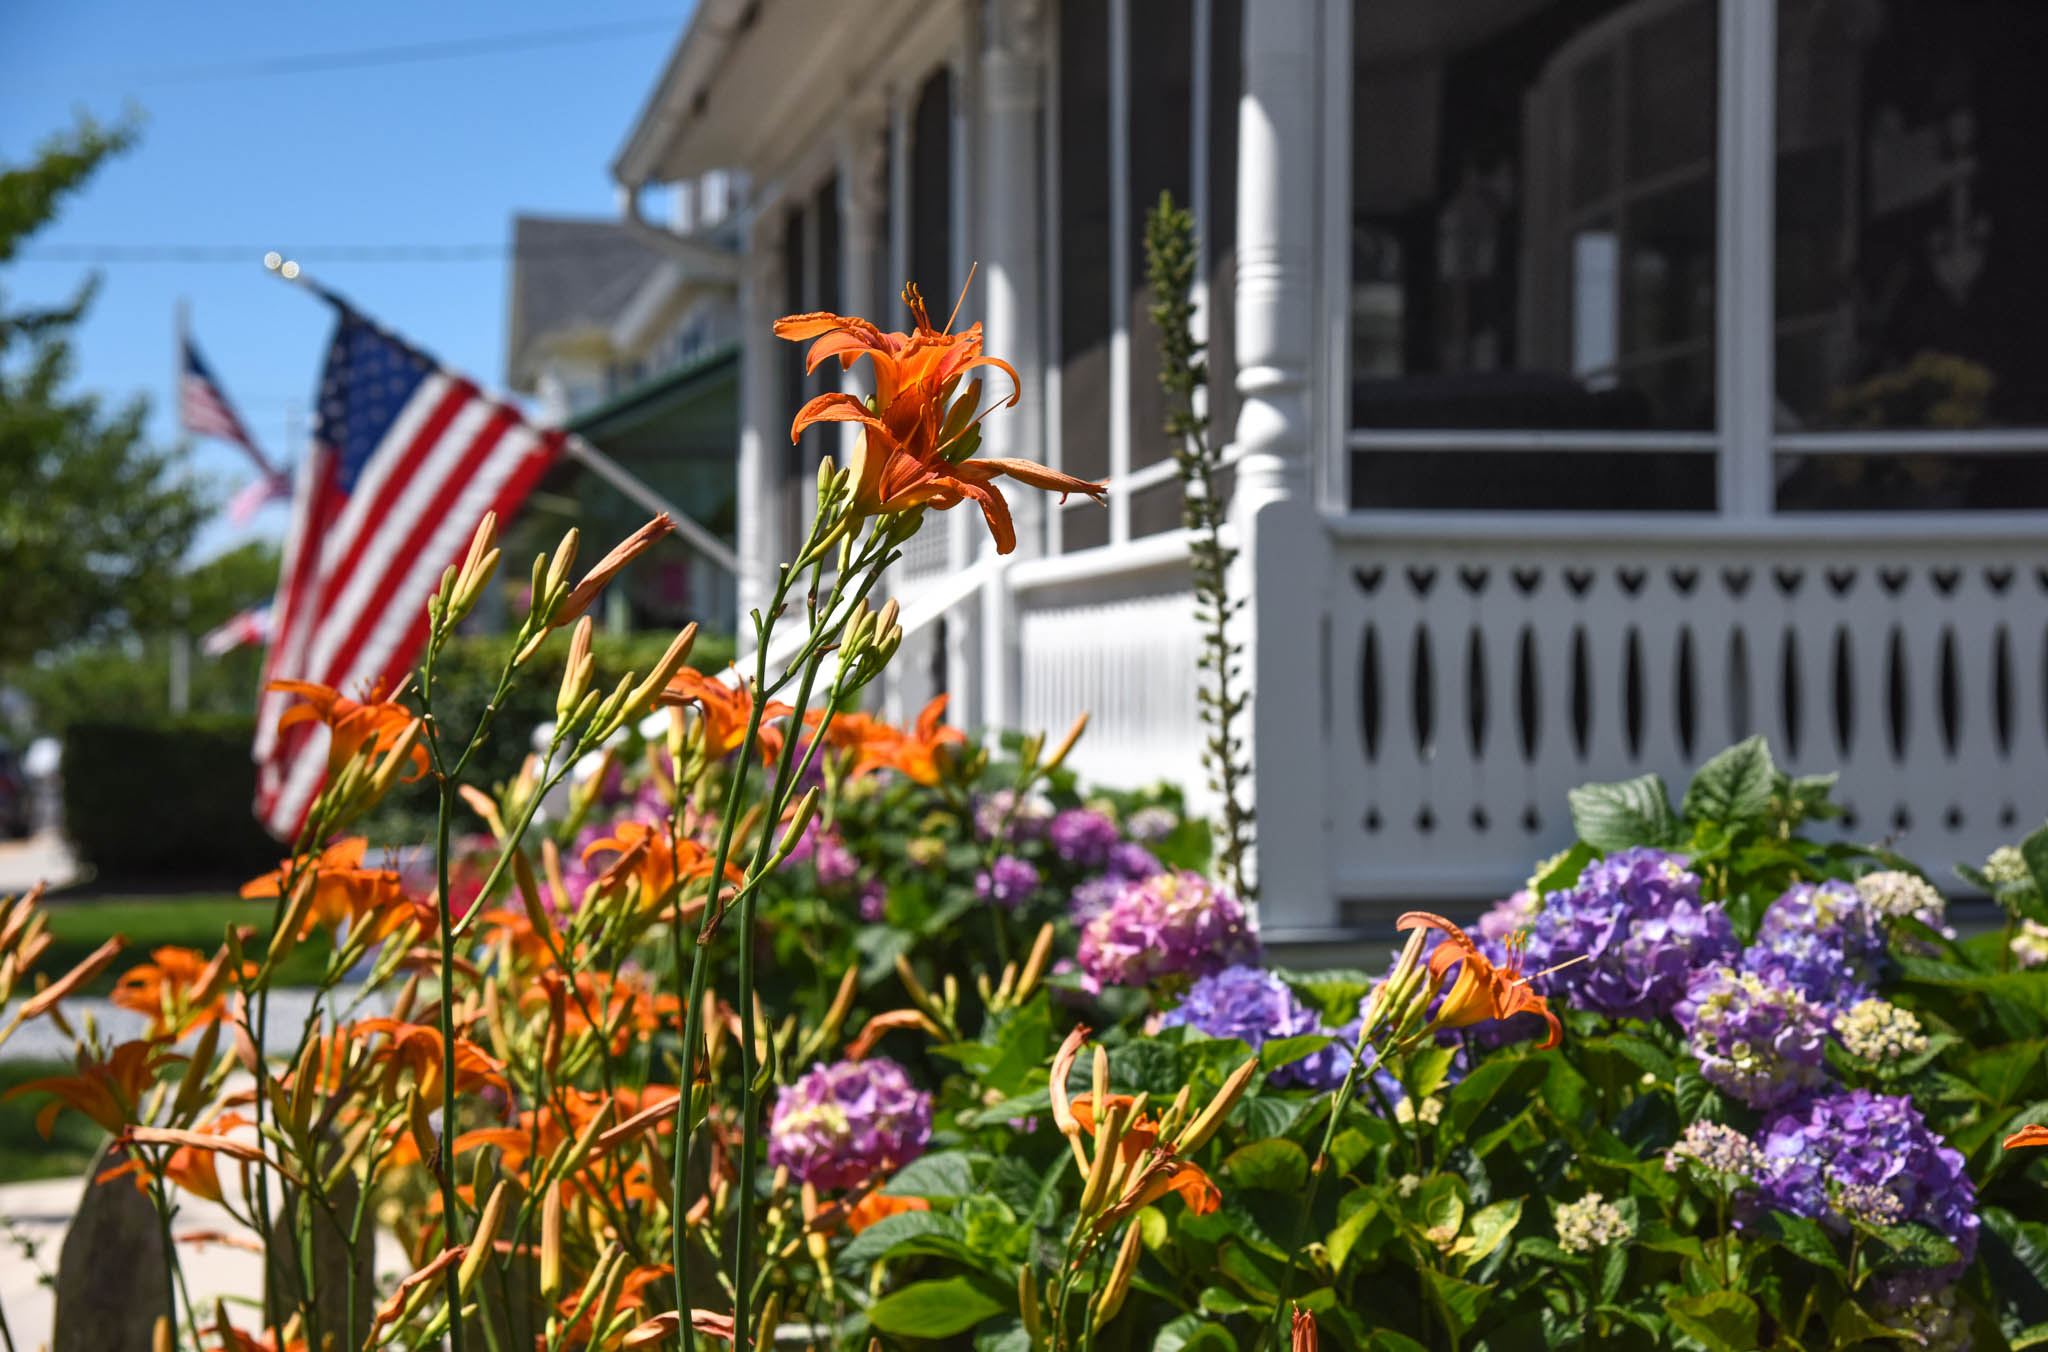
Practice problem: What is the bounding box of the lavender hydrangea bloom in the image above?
[1160,965,1348,1090]
[1752,1090,1978,1279]
[1107,841,1163,881]
[768,1057,932,1191]
[1745,881,1887,1008]
[975,855,1040,910]
[974,789,1050,843]
[1049,808,1121,869]
[857,879,887,923]
[1076,870,1257,991]
[1125,806,1178,843]
[1675,964,1832,1108]
[1474,889,1538,946]
[1524,848,1737,1020]
[1067,874,1126,925]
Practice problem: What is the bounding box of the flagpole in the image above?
[261,252,744,580]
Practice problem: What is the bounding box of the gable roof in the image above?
[506,215,668,391]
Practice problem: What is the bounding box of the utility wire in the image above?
[2,16,680,91]
[14,244,657,264]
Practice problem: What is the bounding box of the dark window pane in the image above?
[1128,0,1193,473]
[1776,452,2048,511]
[1059,1,1112,488]
[1207,0,1242,457]
[1350,0,1718,432]
[1775,0,2048,431]
[911,68,953,306]
[1130,475,1184,538]
[1350,448,1716,511]
[1061,497,1111,552]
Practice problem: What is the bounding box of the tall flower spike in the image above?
[775,282,1107,553]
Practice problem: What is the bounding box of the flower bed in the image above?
[5,292,2048,1352]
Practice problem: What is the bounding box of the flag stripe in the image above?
[310,377,469,619]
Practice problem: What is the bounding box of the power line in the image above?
[2,16,681,90]
[13,244,640,264]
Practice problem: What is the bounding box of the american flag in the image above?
[181,332,292,522]
[200,603,272,657]
[254,302,565,839]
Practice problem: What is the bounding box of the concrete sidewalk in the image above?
[0,832,77,897]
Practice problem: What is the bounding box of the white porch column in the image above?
[839,103,888,459]
[944,10,983,728]
[1231,0,1334,932]
[736,214,785,647]
[976,0,1046,732]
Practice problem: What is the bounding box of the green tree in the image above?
[0,115,210,670]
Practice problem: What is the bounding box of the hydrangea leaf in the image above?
[1827,1301,1916,1346]
[1221,1138,1308,1193]
[1662,1290,1759,1352]
[883,1149,987,1199]
[973,1318,1030,1352]
[1681,736,1777,829]
[1568,773,1681,852]
[834,1209,967,1273]
[1765,1210,1846,1276]
[1422,1269,1490,1337]
[1256,1033,1333,1075]
[1152,1317,1237,1352]
[866,1276,1006,1339]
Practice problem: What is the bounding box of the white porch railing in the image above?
[1325,526,2048,908]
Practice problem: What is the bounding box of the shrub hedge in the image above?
[62,715,280,882]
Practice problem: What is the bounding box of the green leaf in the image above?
[1259,1033,1334,1074]
[974,1319,1030,1352]
[1682,736,1777,828]
[867,1277,1005,1339]
[1422,1270,1490,1337]
[1415,1174,1465,1240]
[1532,842,1599,896]
[1153,1319,1237,1352]
[2023,823,2048,901]
[1234,1093,1308,1140]
[1364,1333,1430,1352]
[1450,1197,1523,1270]
[1570,773,1681,852]
[979,993,1053,1096]
[1222,1139,1309,1193]
[1767,1210,1845,1276]
[1867,1221,1961,1268]
[1274,967,1379,1024]
[835,1210,966,1272]
[1662,1290,1759,1352]
[1198,1285,1261,1316]
[884,1149,985,1199]
[1827,1302,1914,1346]
[1446,1056,1548,1142]
[1404,1044,1457,1101]
[1327,1194,1383,1276]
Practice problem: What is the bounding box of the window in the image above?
[1773,0,2048,510]
[1055,0,1239,551]
[910,69,954,306]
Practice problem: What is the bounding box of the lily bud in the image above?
[457,1180,510,1292]
[1015,922,1055,1004]
[554,515,674,628]
[543,527,581,604]
[623,623,699,715]
[770,788,822,868]
[1042,712,1090,778]
[1093,1217,1145,1326]
[540,1182,564,1299]
[1172,1055,1260,1156]
[557,616,595,723]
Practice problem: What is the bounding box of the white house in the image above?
[600,0,2048,939]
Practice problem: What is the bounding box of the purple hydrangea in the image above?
[1524,847,1737,1020]
[857,879,887,923]
[975,855,1040,910]
[1743,881,1886,1009]
[1106,841,1163,881]
[767,1057,932,1191]
[1076,870,1257,992]
[1067,874,1125,924]
[784,822,861,890]
[1159,965,1349,1090]
[1751,1090,1977,1279]
[1474,889,1538,946]
[974,789,1050,843]
[1049,808,1121,869]
[1675,964,1832,1108]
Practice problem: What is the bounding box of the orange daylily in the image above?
[519,969,680,1056]
[241,836,411,940]
[99,1113,257,1205]
[580,821,733,913]
[2006,1125,2048,1150]
[776,283,1107,553]
[844,1191,930,1235]
[1293,1306,1319,1351]
[848,695,967,786]
[353,1018,508,1104]
[1069,1093,1222,1217]
[1396,911,1562,1050]
[658,668,793,762]
[5,1038,179,1138]
[110,945,251,1036]
[269,678,428,779]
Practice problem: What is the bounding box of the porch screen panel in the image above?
[1125,0,1193,497]
[1774,0,2048,511]
[910,68,954,308]
[1347,0,1721,511]
[1058,0,1112,553]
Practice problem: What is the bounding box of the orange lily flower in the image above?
[241,837,411,940]
[2006,1125,2048,1150]
[1395,911,1562,1050]
[658,668,793,762]
[5,1039,179,1138]
[1069,1093,1221,1217]
[580,821,733,914]
[269,678,428,779]
[353,1018,508,1104]
[111,945,251,1037]
[844,1191,930,1235]
[1293,1306,1319,1352]
[848,695,967,786]
[776,283,1107,553]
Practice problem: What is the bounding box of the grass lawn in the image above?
[33,895,333,994]
[0,1059,105,1184]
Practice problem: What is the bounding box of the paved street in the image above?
[0,832,76,897]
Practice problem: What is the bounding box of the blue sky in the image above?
[1,4,690,560]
